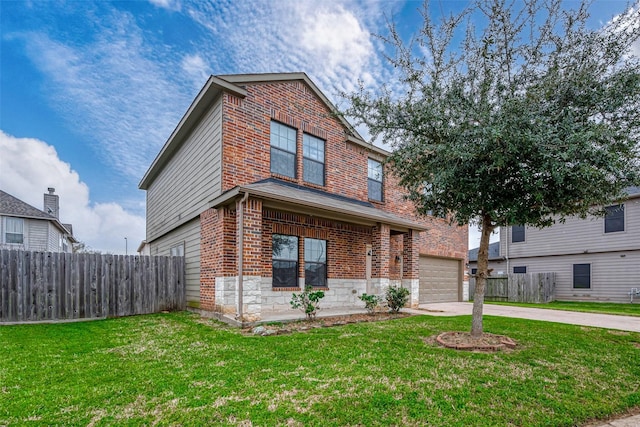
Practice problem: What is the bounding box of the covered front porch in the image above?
[200,179,427,323]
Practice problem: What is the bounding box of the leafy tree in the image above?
[345,0,640,336]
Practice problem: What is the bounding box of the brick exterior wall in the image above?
[202,77,467,313]
[263,209,373,281]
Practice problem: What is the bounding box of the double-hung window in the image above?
[368,158,383,201]
[270,121,297,178]
[5,217,24,244]
[303,134,325,186]
[272,234,299,287]
[511,225,525,243]
[573,264,591,289]
[604,204,624,233]
[304,238,327,287]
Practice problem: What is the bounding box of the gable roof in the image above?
[468,241,502,262]
[209,178,427,232]
[0,190,76,240]
[139,72,388,190]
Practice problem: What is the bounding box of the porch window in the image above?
[5,217,24,244]
[270,121,297,178]
[304,238,327,287]
[272,234,299,287]
[303,134,325,186]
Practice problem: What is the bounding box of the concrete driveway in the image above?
[416,302,640,332]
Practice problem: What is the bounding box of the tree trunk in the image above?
[471,215,494,337]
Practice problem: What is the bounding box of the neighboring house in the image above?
[139,72,468,321]
[497,187,640,303]
[0,188,77,252]
[137,240,151,256]
[468,241,505,276]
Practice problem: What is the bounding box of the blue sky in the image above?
[1,0,635,253]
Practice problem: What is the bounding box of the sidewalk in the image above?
[416,302,640,332]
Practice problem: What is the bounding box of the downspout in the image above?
[237,191,249,322]
[505,224,510,274]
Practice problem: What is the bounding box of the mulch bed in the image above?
[245,311,411,336]
[434,331,517,352]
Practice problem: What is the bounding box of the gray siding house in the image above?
[467,241,505,276]
[0,188,77,252]
[498,187,640,303]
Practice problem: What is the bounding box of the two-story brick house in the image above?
[498,187,640,303]
[139,73,467,321]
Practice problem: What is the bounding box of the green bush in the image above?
[386,285,410,313]
[359,293,382,314]
[290,286,325,320]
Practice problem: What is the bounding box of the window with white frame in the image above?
[303,134,325,186]
[270,121,297,178]
[573,264,591,289]
[5,217,24,244]
[511,225,525,243]
[367,158,383,201]
[604,204,624,233]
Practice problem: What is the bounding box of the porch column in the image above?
[371,223,390,294]
[239,198,263,322]
[402,229,420,307]
[200,207,236,312]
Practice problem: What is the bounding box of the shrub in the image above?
[386,285,410,313]
[290,286,325,320]
[359,293,381,314]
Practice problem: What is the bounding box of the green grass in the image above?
[488,300,640,317]
[1,312,639,426]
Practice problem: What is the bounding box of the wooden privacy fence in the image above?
[0,250,185,323]
[469,273,556,303]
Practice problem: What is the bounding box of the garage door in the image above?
[419,256,460,303]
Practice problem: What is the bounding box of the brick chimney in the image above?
[43,187,59,219]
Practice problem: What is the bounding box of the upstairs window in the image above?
[511,225,525,243]
[573,264,591,289]
[272,234,299,288]
[304,238,327,287]
[5,217,24,244]
[270,121,297,178]
[303,134,325,186]
[604,204,624,233]
[368,158,383,201]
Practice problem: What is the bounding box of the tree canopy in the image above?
[345,0,640,335]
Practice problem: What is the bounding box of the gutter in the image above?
[236,191,249,322]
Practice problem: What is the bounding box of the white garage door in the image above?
[419,256,460,303]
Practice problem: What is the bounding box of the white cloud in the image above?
[148,0,181,12]
[185,0,394,102]
[0,131,145,254]
[14,10,190,182]
[181,54,210,89]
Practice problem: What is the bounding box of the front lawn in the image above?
[1,312,639,426]
[488,300,640,317]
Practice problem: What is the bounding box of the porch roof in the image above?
[209,179,428,232]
